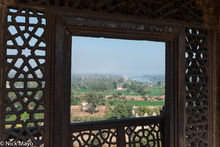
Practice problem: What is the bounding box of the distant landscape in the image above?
[70,73,165,123]
[5,73,165,126]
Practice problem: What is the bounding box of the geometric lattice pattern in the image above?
[71,117,163,147]
[125,124,162,147]
[185,27,208,146]
[3,8,46,146]
[14,0,203,23]
[72,129,117,146]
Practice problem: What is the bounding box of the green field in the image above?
[107,100,165,106]
[72,88,165,96]
[104,90,139,96]
[145,88,165,96]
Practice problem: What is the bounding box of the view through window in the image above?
[71,36,165,123]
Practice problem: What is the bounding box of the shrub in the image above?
[143,96,148,101]
[84,92,104,114]
[112,93,118,98]
[108,100,114,106]
[119,96,126,100]
[71,96,80,105]
[105,102,133,120]
[137,106,154,116]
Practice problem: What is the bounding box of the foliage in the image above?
[145,88,165,96]
[71,116,104,122]
[119,96,126,100]
[117,91,122,96]
[108,100,114,106]
[84,92,104,114]
[136,106,161,116]
[70,74,165,122]
[72,74,165,96]
[112,92,118,98]
[71,96,81,105]
[112,91,123,98]
[107,100,164,106]
[137,106,154,116]
[71,74,120,91]
[105,102,133,120]
[143,96,148,101]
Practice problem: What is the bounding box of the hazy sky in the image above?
[72,36,165,75]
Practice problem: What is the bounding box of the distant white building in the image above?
[81,101,89,111]
[116,83,128,91]
[116,84,123,90]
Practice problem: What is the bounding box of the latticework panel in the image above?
[72,129,117,147]
[3,8,47,146]
[12,0,203,23]
[71,117,164,147]
[125,124,162,147]
[185,27,209,146]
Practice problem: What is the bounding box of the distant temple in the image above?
[116,83,125,90]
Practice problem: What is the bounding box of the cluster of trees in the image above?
[84,92,105,113]
[72,92,105,114]
[71,74,123,91]
[71,74,153,97]
[71,102,134,122]
[70,74,165,122]
[71,91,134,119]
[123,81,146,95]
[112,91,122,98]
[71,96,80,105]
[136,106,160,116]
[105,102,133,120]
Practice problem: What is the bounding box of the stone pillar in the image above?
[0,2,5,141]
[216,16,220,147]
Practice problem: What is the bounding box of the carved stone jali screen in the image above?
[0,0,215,147]
[8,0,204,23]
[185,27,209,146]
[1,7,49,146]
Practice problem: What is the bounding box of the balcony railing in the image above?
[71,116,165,147]
[6,116,164,146]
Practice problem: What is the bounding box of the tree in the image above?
[143,96,148,102]
[105,102,133,120]
[112,81,118,89]
[84,92,104,114]
[137,87,145,95]
[71,96,80,105]
[157,81,161,87]
[112,92,118,98]
[117,91,122,96]
[136,106,154,116]
[108,101,114,106]
[140,90,146,96]
[98,93,106,105]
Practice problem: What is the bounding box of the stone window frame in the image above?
[52,14,185,147]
